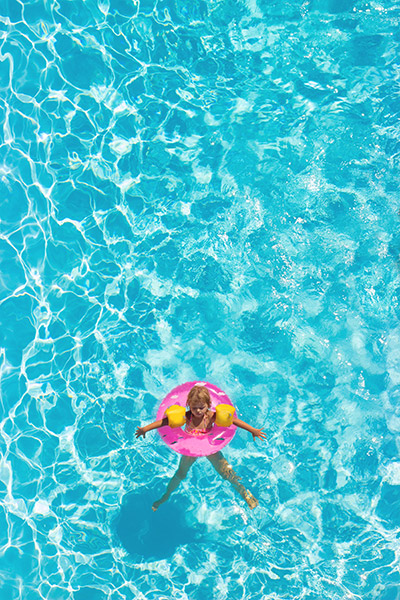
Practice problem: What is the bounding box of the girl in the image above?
[136,385,266,510]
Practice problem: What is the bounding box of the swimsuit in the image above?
[185,412,213,437]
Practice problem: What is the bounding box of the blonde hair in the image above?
[186,385,211,408]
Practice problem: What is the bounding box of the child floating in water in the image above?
[136,385,266,510]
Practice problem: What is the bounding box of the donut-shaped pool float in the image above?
[156,381,237,457]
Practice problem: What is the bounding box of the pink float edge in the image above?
[156,381,237,457]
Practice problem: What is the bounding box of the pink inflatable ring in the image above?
[156,381,237,457]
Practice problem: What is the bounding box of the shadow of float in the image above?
[114,488,199,560]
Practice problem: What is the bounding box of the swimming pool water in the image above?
[1,0,400,598]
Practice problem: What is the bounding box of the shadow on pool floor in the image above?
[114,487,200,560]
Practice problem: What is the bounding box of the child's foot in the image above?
[244,490,258,509]
[152,497,165,512]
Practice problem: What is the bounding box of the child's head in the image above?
[187,385,211,414]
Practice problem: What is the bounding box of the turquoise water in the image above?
[1,0,400,598]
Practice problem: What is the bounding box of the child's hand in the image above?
[135,427,146,439]
[252,428,267,441]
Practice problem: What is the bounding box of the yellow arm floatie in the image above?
[215,404,235,427]
[165,405,186,428]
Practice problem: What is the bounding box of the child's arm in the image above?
[232,417,266,441]
[136,416,169,439]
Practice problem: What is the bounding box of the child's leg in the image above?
[207,452,258,509]
[152,455,197,511]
